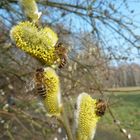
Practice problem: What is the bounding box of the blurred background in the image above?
[0,0,140,140]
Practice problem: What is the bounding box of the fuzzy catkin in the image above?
[43,67,62,116]
[19,0,41,22]
[75,93,100,140]
[10,21,60,66]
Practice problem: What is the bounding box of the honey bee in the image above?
[35,68,47,99]
[55,42,67,68]
[95,99,106,117]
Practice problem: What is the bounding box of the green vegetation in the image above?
[95,91,140,140]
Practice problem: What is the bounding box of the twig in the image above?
[107,105,132,140]
[57,107,74,140]
[6,130,15,140]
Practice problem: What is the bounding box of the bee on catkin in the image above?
[35,67,62,116]
[10,21,68,68]
[75,93,106,140]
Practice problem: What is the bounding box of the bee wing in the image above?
[25,77,36,93]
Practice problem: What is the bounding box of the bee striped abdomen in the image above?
[37,85,46,97]
[58,57,67,68]
[35,68,47,99]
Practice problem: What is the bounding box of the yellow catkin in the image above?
[19,0,41,22]
[75,93,100,140]
[10,21,60,66]
[43,67,62,116]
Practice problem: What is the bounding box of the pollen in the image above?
[43,67,62,116]
[10,21,60,66]
[75,93,100,140]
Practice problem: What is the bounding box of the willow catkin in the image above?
[19,0,41,22]
[35,67,62,116]
[75,93,106,140]
[10,21,60,66]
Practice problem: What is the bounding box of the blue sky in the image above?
[0,0,140,64]
[53,0,140,64]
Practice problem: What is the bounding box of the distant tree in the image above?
[0,1,139,139]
